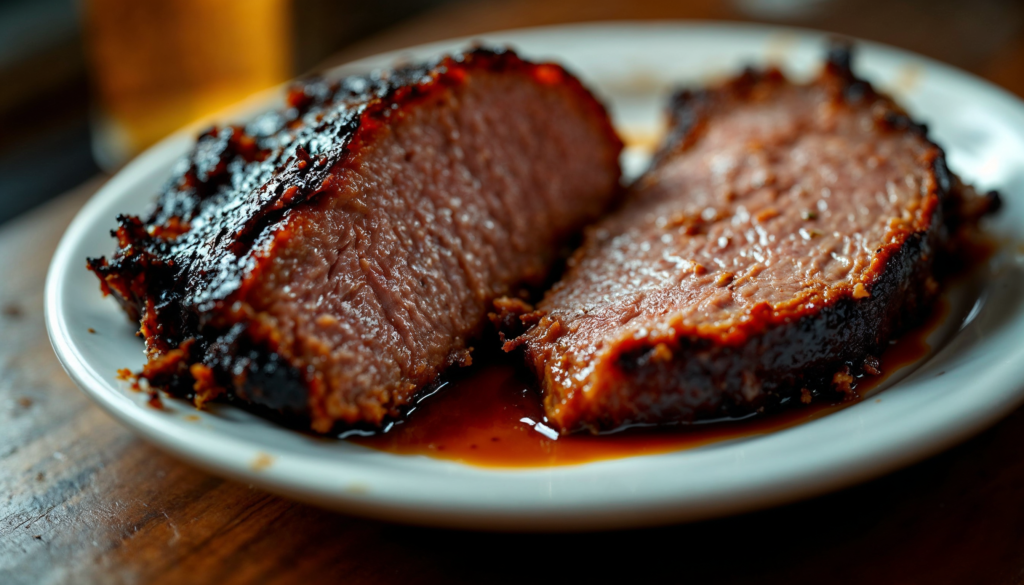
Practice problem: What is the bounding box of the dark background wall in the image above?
[0,0,1022,226]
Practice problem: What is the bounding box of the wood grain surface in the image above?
[5,1,1024,583]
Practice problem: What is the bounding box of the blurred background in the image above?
[1,0,1023,226]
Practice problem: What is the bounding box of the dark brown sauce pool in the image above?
[349,298,948,467]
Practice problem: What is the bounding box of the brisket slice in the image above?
[89,48,623,432]
[500,46,999,434]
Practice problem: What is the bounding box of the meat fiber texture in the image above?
[89,48,623,433]
[501,46,999,434]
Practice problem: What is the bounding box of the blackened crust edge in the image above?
[604,224,937,430]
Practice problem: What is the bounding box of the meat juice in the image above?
[349,297,947,467]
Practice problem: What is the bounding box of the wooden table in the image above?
[5,2,1024,583]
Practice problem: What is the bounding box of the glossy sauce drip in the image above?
[350,298,948,467]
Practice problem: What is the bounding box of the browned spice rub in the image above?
[501,46,999,434]
[89,48,623,432]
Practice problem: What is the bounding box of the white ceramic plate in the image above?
[46,22,1024,531]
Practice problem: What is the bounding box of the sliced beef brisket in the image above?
[502,46,998,434]
[90,48,623,432]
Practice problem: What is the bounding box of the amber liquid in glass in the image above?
[83,0,293,167]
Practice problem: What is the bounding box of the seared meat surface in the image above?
[501,47,998,434]
[90,48,623,432]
